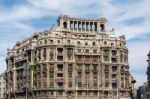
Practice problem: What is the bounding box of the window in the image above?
[78,49,81,53]
[78,82,82,87]
[57,64,63,71]
[50,72,54,78]
[57,40,60,44]
[93,73,97,79]
[94,91,97,95]
[100,24,105,30]
[57,56,63,61]
[69,82,72,87]
[44,39,47,44]
[68,64,73,72]
[93,50,97,53]
[105,73,109,78]
[57,73,63,77]
[77,41,80,45]
[85,49,89,53]
[105,65,109,71]
[68,72,72,78]
[93,82,98,88]
[105,82,109,87]
[78,91,82,95]
[63,21,67,29]
[50,40,53,43]
[43,48,47,60]
[85,42,88,45]
[104,41,107,45]
[50,81,54,87]
[67,40,70,44]
[93,42,96,46]
[111,43,114,46]
[58,91,63,95]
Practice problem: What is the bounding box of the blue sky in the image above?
[0,0,150,87]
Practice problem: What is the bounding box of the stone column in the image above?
[97,22,100,33]
[67,19,70,31]
[93,22,94,33]
[40,64,42,88]
[81,21,83,32]
[13,67,16,90]
[77,21,79,31]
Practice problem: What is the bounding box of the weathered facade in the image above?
[5,15,132,99]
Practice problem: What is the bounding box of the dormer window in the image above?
[100,24,105,31]
[93,42,96,46]
[85,42,88,45]
[77,41,80,45]
[104,41,107,45]
[63,21,67,29]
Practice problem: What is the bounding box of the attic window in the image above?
[63,21,67,29]
[85,43,88,45]
[104,41,107,45]
[44,40,47,44]
[93,42,96,46]
[100,24,105,30]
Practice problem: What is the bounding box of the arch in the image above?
[63,21,67,29]
[100,24,105,31]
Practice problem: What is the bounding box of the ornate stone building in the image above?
[5,15,132,99]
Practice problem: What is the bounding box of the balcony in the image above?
[57,48,63,56]
[67,50,73,55]
[92,69,98,73]
[57,56,63,61]
[57,78,64,82]
[93,59,99,64]
[103,52,109,57]
[112,78,117,83]
[57,52,63,56]
[49,68,54,72]
[112,58,117,63]
[84,59,91,64]
[76,59,84,63]
[85,68,90,73]
[77,68,82,72]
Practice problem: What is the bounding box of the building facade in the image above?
[137,82,150,99]
[0,73,6,99]
[5,15,132,99]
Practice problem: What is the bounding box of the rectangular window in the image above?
[69,82,72,87]
[50,81,54,87]
[50,72,54,78]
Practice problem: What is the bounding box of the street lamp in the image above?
[130,80,136,99]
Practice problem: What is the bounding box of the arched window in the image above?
[100,24,105,31]
[63,21,67,29]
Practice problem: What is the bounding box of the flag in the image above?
[116,78,119,87]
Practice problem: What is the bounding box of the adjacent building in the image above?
[5,15,133,99]
[137,82,149,99]
[0,73,6,99]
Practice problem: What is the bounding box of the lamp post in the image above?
[130,80,136,99]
